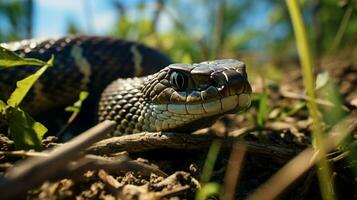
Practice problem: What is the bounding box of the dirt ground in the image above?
[0,52,356,200]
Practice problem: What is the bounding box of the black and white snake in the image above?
[0,36,252,135]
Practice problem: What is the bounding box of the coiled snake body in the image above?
[0,36,252,135]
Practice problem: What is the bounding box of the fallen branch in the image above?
[87,131,300,162]
[0,120,116,200]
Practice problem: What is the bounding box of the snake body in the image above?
[0,36,252,135]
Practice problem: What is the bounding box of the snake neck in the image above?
[98,77,149,135]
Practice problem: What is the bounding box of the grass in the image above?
[286,0,335,199]
[195,140,222,200]
[198,1,354,199]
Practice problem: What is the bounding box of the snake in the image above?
[0,36,252,135]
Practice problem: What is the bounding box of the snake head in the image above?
[141,59,252,132]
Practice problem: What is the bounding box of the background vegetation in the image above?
[0,0,355,63]
[0,0,356,199]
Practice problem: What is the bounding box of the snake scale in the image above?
[0,36,252,135]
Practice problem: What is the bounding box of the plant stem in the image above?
[286,1,335,200]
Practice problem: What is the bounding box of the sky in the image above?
[28,0,279,52]
[32,0,271,37]
[33,0,172,38]
[34,0,125,37]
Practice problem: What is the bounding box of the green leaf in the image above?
[0,46,47,68]
[0,100,6,112]
[7,55,54,107]
[6,107,47,150]
[65,91,89,113]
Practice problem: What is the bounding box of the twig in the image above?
[98,169,121,197]
[87,131,299,162]
[98,169,121,188]
[280,89,350,111]
[56,111,79,137]
[0,120,116,200]
[15,153,167,182]
[0,149,167,179]
[153,171,200,199]
[84,156,167,178]
[0,150,48,158]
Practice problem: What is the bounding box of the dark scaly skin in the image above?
[0,36,172,114]
[0,36,252,135]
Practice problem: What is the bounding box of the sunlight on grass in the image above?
[286,0,335,200]
[200,140,222,184]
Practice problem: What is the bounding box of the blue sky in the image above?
[34,0,120,37]
[33,0,173,37]
[31,0,280,52]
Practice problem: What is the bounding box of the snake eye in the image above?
[170,71,187,90]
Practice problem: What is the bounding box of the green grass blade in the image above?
[257,93,269,129]
[286,1,335,200]
[200,140,222,184]
[195,140,222,199]
[196,183,220,200]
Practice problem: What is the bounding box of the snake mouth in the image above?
[154,93,251,115]
[150,92,251,131]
